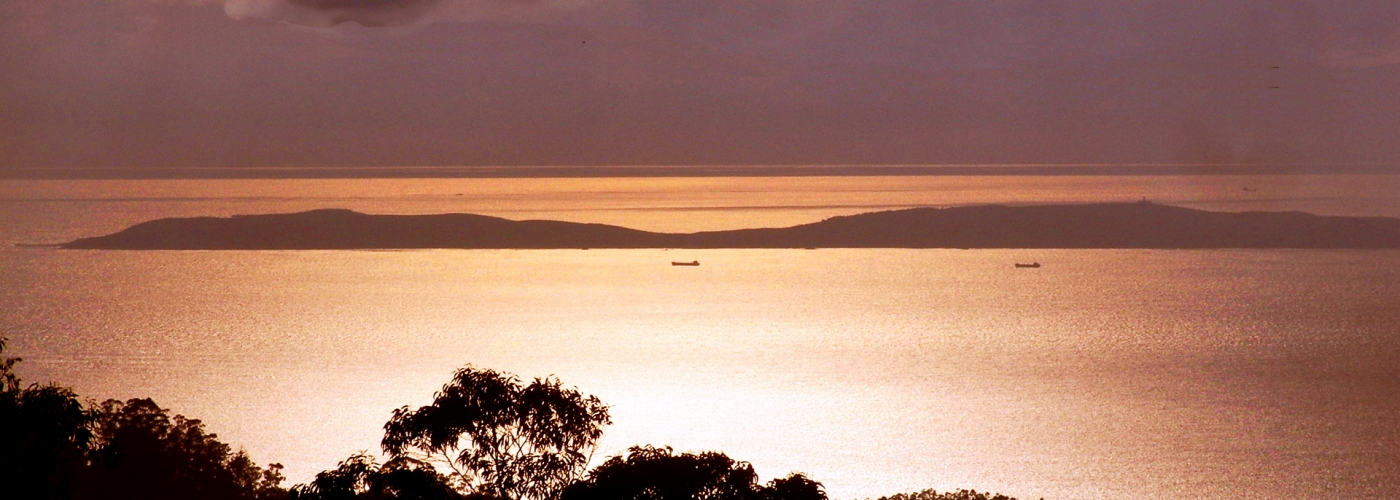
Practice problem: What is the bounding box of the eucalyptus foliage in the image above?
[561,445,826,500]
[81,398,287,500]
[289,453,464,500]
[381,366,611,500]
[2,338,94,499]
[5,337,1030,500]
[870,488,1031,500]
[1,338,286,500]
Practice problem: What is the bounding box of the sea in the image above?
[2,175,1398,499]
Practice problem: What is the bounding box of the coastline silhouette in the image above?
[59,202,1400,250]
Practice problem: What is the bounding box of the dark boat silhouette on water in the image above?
[1015,262,1041,268]
[672,261,700,266]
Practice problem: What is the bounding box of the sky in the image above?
[3,0,1400,175]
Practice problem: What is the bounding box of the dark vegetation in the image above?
[60,202,1400,250]
[288,453,463,500]
[871,490,1020,500]
[378,367,611,500]
[560,445,825,500]
[1,339,284,500]
[2,339,1033,500]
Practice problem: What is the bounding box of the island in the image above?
[60,202,1400,250]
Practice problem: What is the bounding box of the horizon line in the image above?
[4,163,1399,180]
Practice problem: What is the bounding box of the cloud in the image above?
[1307,1,1400,68]
[206,0,622,27]
[288,0,429,6]
[218,0,438,26]
[1318,47,1400,68]
[1314,25,1400,68]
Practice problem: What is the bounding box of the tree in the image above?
[2,338,289,500]
[870,489,1031,500]
[1,337,93,500]
[763,473,826,500]
[381,366,611,500]
[289,453,466,500]
[75,397,287,500]
[560,445,826,500]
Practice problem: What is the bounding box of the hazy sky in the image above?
[4,0,1400,173]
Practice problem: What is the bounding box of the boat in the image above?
[1014,262,1041,268]
[671,261,700,266]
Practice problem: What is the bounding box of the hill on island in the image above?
[59,202,1400,250]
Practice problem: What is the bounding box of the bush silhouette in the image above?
[560,445,826,500]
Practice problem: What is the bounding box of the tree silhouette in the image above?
[763,473,827,500]
[289,453,465,500]
[869,489,1028,500]
[381,366,611,500]
[75,398,287,500]
[3,338,286,500]
[1,338,93,500]
[560,445,826,500]
[5,338,1028,500]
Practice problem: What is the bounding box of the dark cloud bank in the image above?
[3,0,1400,176]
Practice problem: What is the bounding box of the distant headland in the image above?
[60,202,1400,250]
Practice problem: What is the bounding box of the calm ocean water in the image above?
[3,175,1399,499]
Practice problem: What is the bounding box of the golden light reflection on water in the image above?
[5,245,1399,499]
[3,176,1400,498]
